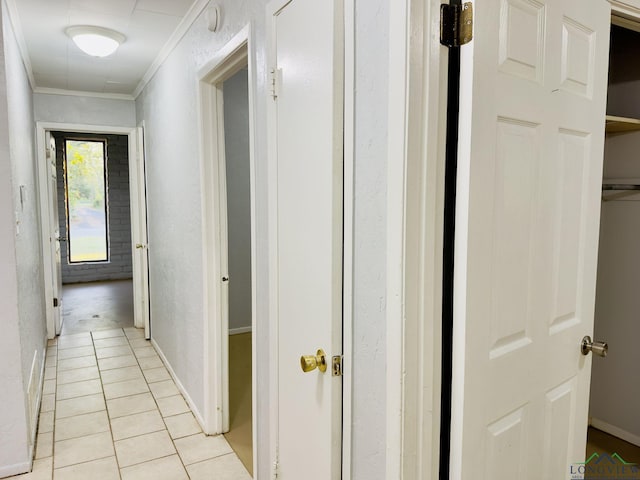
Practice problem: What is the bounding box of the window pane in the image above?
[65,140,108,263]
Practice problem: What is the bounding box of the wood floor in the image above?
[224,333,253,476]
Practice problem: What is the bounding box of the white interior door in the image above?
[130,127,151,338]
[268,0,343,477]
[452,0,610,478]
[47,132,63,335]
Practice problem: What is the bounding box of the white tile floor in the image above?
[10,328,251,480]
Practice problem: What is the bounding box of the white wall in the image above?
[0,3,46,475]
[135,0,392,478]
[223,68,252,332]
[590,132,640,443]
[33,92,135,127]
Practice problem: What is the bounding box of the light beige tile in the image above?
[56,393,105,419]
[107,392,157,419]
[164,412,201,439]
[54,431,114,468]
[57,379,102,400]
[128,338,151,349]
[57,356,97,371]
[157,395,190,417]
[95,345,133,359]
[43,379,56,395]
[103,378,149,400]
[110,409,166,441]
[18,457,53,480]
[149,380,179,400]
[55,411,110,442]
[45,356,57,368]
[57,366,100,385]
[35,432,53,459]
[142,367,171,384]
[46,346,58,356]
[93,336,129,348]
[47,338,58,346]
[123,327,145,339]
[98,355,137,371]
[100,365,144,385]
[114,430,176,467]
[53,456,119,480]
[44,366,57,380]
[41,394,55,412]
[38,411,54,434]
[120,454,188,480]
[174,433,233,465]
[133,346,157,358]
[91,329,124,340]
[138,355,163,370]
[57,334,92,349]
[57,346,95,360]
[186,453,251,480]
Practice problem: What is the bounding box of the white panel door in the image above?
[47,132,63,335]
[130,127,151,338]
[452,0,610,478]
[268,0,343,478]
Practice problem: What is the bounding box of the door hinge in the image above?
[440,2,473,48]
[53,297,59,307]
[269,67,282,100]
[332,355,343,377]
[272,459,279,479]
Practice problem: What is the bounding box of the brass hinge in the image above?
[440,3,473,48]
[332,355,343,377]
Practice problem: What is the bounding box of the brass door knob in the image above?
[300,349,327,373]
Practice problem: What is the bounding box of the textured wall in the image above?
[0,5,45,475]
[34,93,136,127]
[53,133,133,284]
[223,68,252,332]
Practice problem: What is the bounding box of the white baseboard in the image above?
[0,460,31,478]
[590,418,640,447]
[229,326,252,335]
[150,338,207,433]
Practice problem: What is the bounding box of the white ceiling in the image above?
[10,0,199,97]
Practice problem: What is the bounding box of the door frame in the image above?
[265,0,354,477]
[197,26,258,472]
[36,122,147,339]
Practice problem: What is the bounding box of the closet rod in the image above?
[602,184,640,191]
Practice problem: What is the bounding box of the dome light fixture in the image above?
[65,26,125,58]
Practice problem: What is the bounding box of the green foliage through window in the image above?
[65,140,108,263]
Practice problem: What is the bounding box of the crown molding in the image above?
[3,0,35,90]
[133,0,210,99]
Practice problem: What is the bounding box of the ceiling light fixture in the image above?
[65,26,125,58]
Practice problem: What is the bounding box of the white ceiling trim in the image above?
[2,0,36,90]
[33,87,135,101]
[133,0,210,99]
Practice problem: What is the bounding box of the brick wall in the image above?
[54,132,133,283]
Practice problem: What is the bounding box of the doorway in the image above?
[52,132,134,336]
[589,19,640,464]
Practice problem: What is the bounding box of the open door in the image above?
[130,127,150,338]
[451,0,610,477]
[267,0,344,477]
[46,131,63,336]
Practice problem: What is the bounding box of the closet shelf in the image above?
[606,115,640,135]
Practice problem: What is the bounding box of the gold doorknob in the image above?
[300,349,327,373]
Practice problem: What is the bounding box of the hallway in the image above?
[11,328,250,480]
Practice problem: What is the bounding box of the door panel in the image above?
[452,1,610,478]
[47,132,63,335]
[269,0,344,477]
